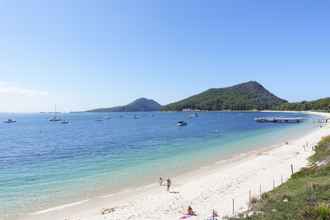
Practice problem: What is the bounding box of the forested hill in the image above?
[162,81,287,111]
[88,98,162,112]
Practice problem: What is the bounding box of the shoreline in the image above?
[16,111,330,220]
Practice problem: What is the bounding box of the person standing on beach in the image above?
[159,177,163,186]
[187,206,196,216]
[166,178,171,192]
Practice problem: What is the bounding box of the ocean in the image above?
[0,111,321,219]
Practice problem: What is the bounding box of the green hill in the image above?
[88,98,162,112]
[162,81,287,111]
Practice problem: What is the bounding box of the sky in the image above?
[0,0,329,112]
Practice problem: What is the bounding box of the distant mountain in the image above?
[88,98,162,112]
[277,97,330,112]
[162,81,287,111]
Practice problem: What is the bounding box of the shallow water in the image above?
[0,111,321,219]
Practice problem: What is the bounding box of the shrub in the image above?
[300,203,330,220]
[261,193,269,200]
[314,203,330,220]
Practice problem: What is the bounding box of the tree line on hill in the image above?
[276,98,330,112]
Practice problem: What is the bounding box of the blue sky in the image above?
[0,0,329,112]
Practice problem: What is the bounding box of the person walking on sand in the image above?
[187,206,196,216]
[211,210,219,220]
[166,178,171,192]
[159,177,163,186]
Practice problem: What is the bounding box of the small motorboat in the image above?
[61,120,69,124]
[177,121,188,126]
[4,119,16,123]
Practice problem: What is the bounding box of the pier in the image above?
[317,118,330,124]
[255,117,304,123]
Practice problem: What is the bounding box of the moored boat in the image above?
[177,121,188,126]
[49,105,62,122]
[3,119,16,123]
[49,117,61,122]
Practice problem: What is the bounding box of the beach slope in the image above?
[21,112,330,220]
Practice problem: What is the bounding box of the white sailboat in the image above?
[49,105,62,122]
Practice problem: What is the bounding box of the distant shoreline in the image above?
[84,109,329,112]
[1,109,327,114]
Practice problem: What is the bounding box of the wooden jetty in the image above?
[319,118,330,123]
[255,117,304,123]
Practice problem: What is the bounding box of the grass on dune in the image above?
[229,135,330,220]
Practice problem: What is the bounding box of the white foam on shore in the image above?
[99,193,115,199]
[30,199,89,215]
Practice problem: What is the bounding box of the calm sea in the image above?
[0,112,321,219]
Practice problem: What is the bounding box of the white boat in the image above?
[177,121,188,126]
[4,119,16,123]
[49,105,62,122]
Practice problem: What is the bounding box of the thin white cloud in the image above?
[0,81,48,97]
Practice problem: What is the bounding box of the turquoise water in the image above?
[0,112,321,219]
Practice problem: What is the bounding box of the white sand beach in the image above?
[21,112,330,220]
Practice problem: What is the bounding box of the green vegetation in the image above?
[162,81,287,111]
[277,98,330,112]
[88,98,162,112]
[229,136,330,220]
